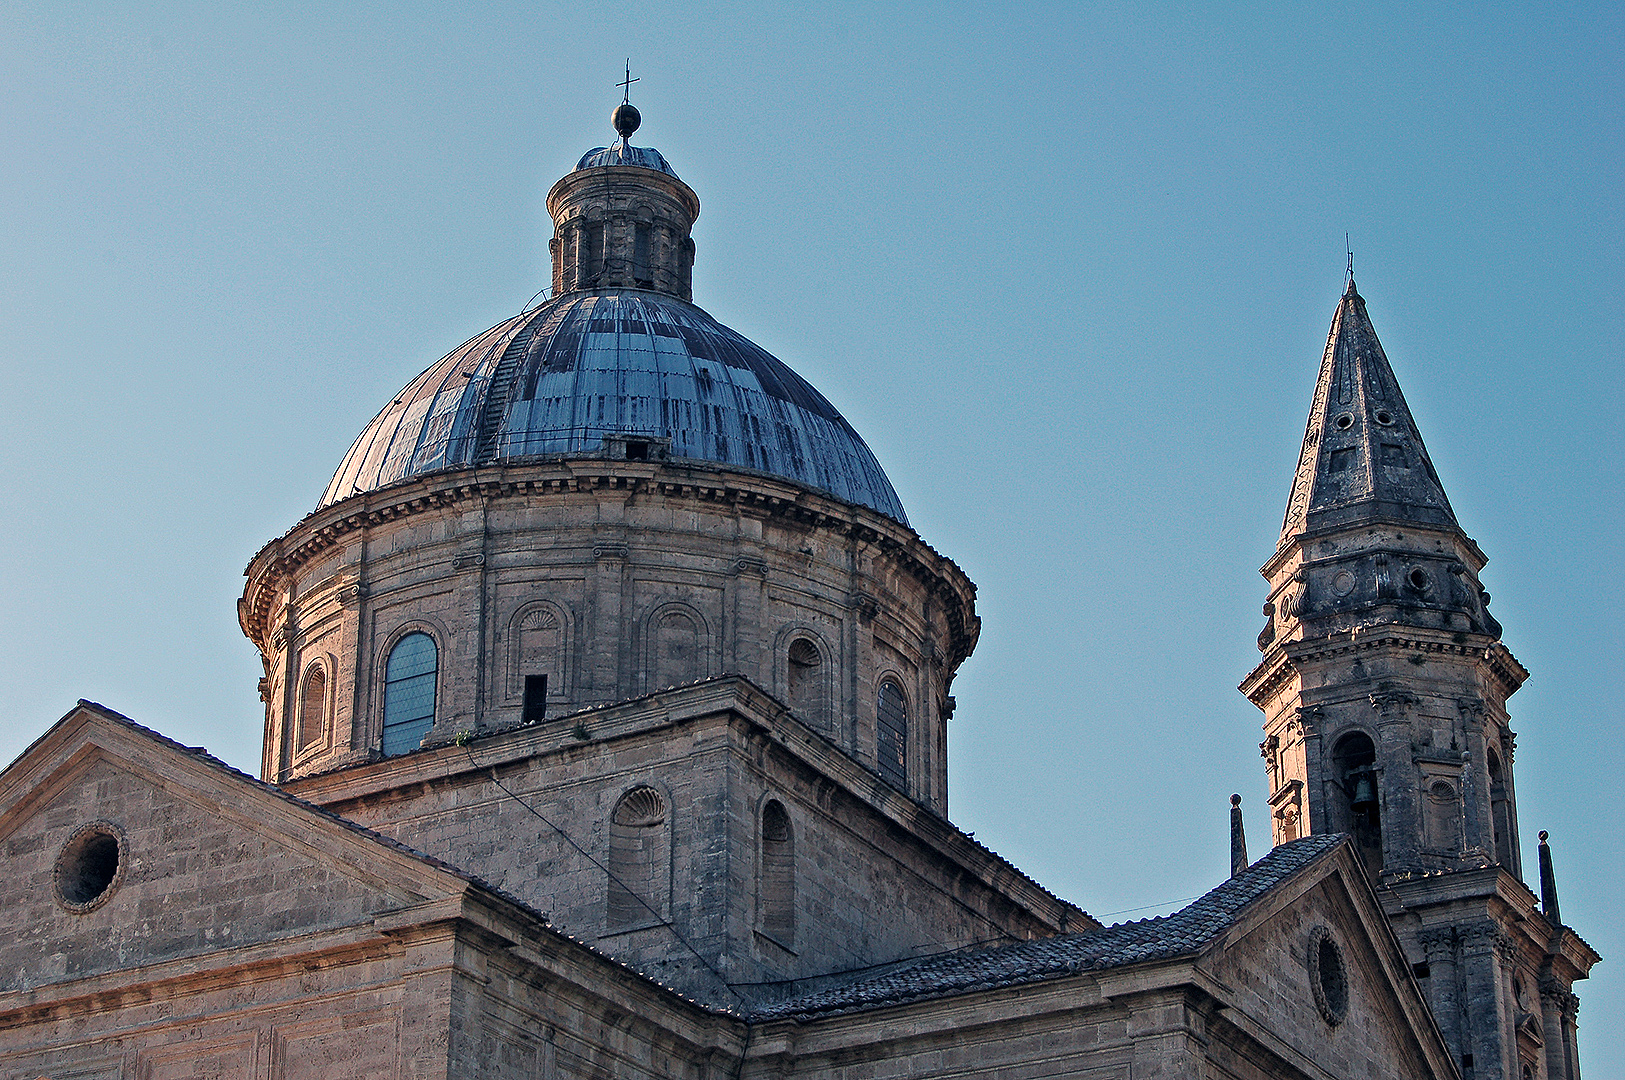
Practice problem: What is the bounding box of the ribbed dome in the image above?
[321,291,907,522]
[574,144,677,176]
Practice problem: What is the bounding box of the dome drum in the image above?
[247,457,978,812]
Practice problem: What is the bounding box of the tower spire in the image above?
[1278,282,1459,550]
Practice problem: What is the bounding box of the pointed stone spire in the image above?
[1230,794,1249,877]
[1279,280,1458,549]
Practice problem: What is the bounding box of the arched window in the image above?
[297,663,327,753]
[787,637,826,729]
[876,678,908,791]
[608,787,667,930]
[1488,747,1513,867]
[760,800,795,942]
[1332,731,1382,875]
[651,608,701,691]
[382,632,437,756]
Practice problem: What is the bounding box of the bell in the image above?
[1351,773,1377,813]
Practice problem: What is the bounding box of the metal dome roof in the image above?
[321,291,908,522]
[574,143,678,177]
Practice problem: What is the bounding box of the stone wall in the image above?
[246,459,978,816]
[299,682,1082,1007]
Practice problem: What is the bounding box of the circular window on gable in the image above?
[54,821,127,913]
[1308,925,1349,1025]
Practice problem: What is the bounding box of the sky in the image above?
[1,0,1619,1067]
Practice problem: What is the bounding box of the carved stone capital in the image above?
[1369,687,1419,718]
[592,541,629,561]
[731,555,768,577]
[1416,927,1456,959]
[452,552,485,571]
[1539,975,1581,1019]
[270,625,289,651]
[849,592,878,621]
[338,582,364,606]
[1456,921,1515,956]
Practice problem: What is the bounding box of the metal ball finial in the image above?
[613,61,641,140]
[612,101,641,140]
[1231,793,1242,807]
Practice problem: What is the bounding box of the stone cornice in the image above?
[1264,518,1488,582]
[1242,628,1523,708]
[241,459,980,666]
[1383,866,1598,977]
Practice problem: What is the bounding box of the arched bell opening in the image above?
[1332,731,1383,876]
[1487,746,1514,868]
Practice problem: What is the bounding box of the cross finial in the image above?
[618,61,639,105]
[1346,234,1355,291]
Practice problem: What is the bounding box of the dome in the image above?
[321,290,908,522]
[574,144,678,177]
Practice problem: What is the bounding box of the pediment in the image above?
[0,702,474,994]
[1202,841,1454,1079]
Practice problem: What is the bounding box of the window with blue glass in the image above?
[876,679,907,791]
[382,632,437,756]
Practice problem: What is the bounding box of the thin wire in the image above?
[461,745,744,1004]
[1096,893,1203,919]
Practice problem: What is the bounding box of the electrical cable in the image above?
[461,744,745,1005]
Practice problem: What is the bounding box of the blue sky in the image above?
[1,1,1619,1067]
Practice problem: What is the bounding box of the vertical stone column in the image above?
[725,511,769,686]
[1459,699,1493,856]
[588,538,629,701]
[270,599,295,782]
[1371,688,1421,875]
[336,576,365,755]
[1419,928,1464,1063]
[1457,922,1515,1080]
[1540,978,1580,1080]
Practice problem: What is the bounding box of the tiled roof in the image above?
[751,832,1348,1022]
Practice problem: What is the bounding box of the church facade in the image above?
[0,104,1592,1079]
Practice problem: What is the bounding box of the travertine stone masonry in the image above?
[244,460,978,819]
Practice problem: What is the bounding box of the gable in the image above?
[1203,850,1451,1079]
[0,707,457,995]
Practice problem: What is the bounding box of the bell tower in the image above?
[1242,279,1596,1080]
[1243,277,1520,880]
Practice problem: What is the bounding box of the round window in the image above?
[54,822,126,912]
[1308,925,1349,1025]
